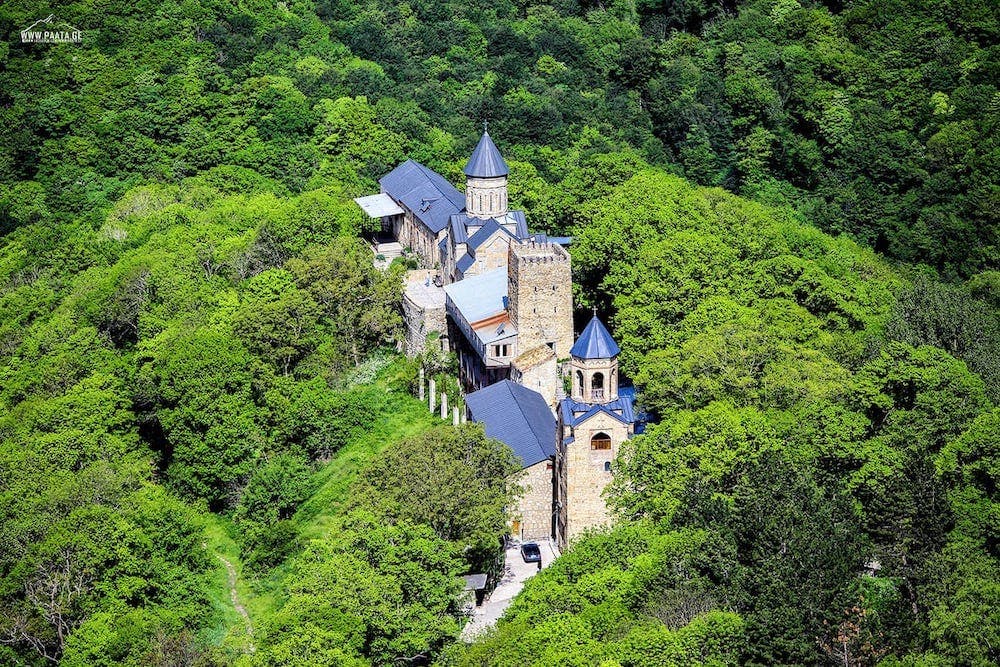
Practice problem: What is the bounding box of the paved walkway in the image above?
[460,538,560,641]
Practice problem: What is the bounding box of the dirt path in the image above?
[216,554,256,653]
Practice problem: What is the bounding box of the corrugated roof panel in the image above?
[444,266,507,323]
[354,193,405,218]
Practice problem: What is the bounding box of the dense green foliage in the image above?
[451,167,998,665]
[1,0,997,664]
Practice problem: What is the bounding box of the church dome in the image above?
[570,315,620,359]
[464,131,509,178]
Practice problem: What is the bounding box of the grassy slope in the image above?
[202,358,443,647]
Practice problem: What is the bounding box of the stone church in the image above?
[356,130,637,549]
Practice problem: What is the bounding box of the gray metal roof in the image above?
[464,131,509,178]
[467,380,556,468]
[444,266,507,323]
[380,160,466,234]
[570,316,621,359]
[354,193,404,218]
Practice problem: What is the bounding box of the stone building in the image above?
[401,270,448,357]
[444,240,571,396]
[465,380,556,541]
[556,316,635,547]
[358,129,535,284]
[359,130,637,546]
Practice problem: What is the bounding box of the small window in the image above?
[603,461,611,472]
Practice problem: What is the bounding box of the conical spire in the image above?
[570,315,620,360]
[464,130,509,178]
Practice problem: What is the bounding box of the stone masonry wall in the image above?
[511,346,559,408]
[514,459,554,541]
[402,271,447,357]
[560,411,631,546]
[507,241,574,361]
[466,176,508,218]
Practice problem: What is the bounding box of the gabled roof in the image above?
[450,211,529,243]
[560,395,635,428]
[466,380,556,468]
[467,218,517,250]
[380,160,466,234]
[456,254,475,274]
[464,131,509,178]
[570,315,620,360]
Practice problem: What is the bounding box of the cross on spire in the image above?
[483,119,489,134]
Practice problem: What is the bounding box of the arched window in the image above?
[591,372,605,401]
[603,461,612,472]
[575,370,584,397]
[591,432,612,451]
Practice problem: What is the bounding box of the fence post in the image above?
[429,379,436,413]
[418,367,425,401]
[440,392,448,419]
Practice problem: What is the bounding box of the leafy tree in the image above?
[260,512,464,666]
[352,424,522,568]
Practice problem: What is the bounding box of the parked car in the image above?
[520,542,542,563]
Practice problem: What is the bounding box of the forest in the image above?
[0,0,996,665]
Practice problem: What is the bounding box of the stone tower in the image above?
[464,130,509,219]
[569,315,620,404]
[507,240,574,361]
[557,315,635,548]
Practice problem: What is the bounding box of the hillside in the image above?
[0,0,998,665]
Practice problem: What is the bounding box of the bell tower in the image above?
[569,314,620,404]
[464,127,509,219]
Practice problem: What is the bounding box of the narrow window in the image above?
[603,461,611,472]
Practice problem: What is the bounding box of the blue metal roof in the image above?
[467,218,517,250]
[464,131,509,178]
[450,215,471,244]
[380,160,466,234]
[618,385,649,434]
[467,380,556,468]
[456,254,475,273]
[450,211,529,243]
[571,316,620,359]
[560,395,635,427]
